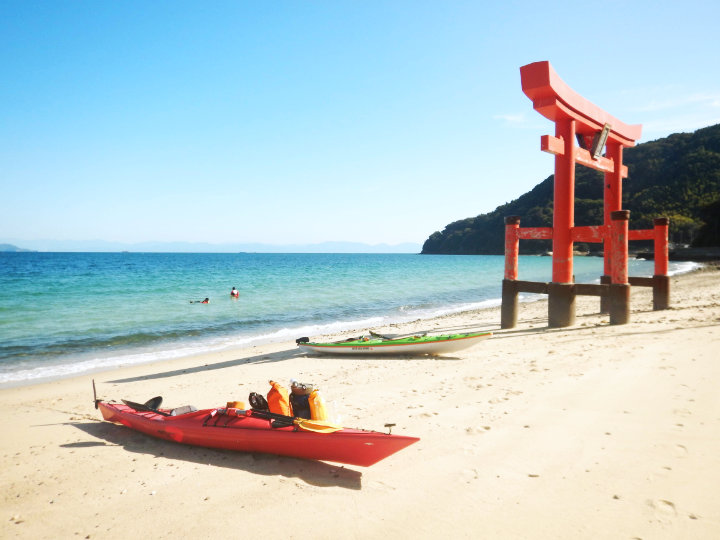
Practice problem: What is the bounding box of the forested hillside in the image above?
[421,123,720,254]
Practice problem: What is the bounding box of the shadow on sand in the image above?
[107,348,307,384]
[105,336,473,385]
[103,310,690,386]
[69,420,363,490]
[103,311,701,388]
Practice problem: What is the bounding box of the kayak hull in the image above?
[98,402,418,467]
[298,331,492,356]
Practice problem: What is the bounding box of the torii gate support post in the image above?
[653,217,670,310]
[609,210,631,324]
[501,216,521,329]
[600,141,625,314]
[548,118,577,328]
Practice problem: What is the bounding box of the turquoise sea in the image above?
[0,252,697,387]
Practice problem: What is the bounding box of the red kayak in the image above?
[97,401,419,467]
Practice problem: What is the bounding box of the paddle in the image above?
[121,397,172,416]
[249,408,342,433]
[295,419,343,433]
[369,330,428,340]
[92,379,170,417]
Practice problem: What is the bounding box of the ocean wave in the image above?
[0,314,393,386]
[667,261,702,276]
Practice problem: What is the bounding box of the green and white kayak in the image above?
[296,331,492,356]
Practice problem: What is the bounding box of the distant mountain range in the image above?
[0,243,36,252]
[422,123,720,254]
[0,240,421,254]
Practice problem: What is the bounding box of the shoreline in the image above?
[1,266,719,538]
[0,259,703,390]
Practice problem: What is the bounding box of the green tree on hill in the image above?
[422,123,720,254]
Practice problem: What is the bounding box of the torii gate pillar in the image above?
[548,117,577,326]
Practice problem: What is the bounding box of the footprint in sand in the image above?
[461,468,480,483]
[647,499,677,517]
[673,444,688,458]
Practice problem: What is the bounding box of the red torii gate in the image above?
[501,61,670,328]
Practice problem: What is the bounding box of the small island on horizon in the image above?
[0,243,35,253]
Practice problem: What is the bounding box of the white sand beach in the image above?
[1,266,719,539]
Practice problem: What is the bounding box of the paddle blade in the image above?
[144,396,163,409]
[295,419,343,433]
[121,398,171,416]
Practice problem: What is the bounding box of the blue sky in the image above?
[2,1,719,249]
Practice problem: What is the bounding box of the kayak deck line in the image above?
[308,332,491,347]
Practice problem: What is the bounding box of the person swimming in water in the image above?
[231,287,239,298]
[190,298,210,304]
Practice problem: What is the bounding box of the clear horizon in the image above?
[3,2,719,246]
[0,238,422,253]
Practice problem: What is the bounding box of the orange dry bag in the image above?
[308,389,328,421]
[267,381,292,416]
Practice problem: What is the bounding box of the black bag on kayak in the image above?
[289,393,310,419]
[289,380,313,419]
[249,392,269,411]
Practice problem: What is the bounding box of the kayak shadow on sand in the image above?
[107,348,307,384]
[69,420,363,490]
[107,343,466,384]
